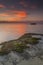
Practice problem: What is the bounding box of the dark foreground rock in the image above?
[0,33,41,55]
[0,33,43,65]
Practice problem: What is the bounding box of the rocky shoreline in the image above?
[0,33,43,65]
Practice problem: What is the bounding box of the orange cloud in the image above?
[0,10,27,21]
[0,13,9,16]
[7,17,22,21]
[6,10,27,17]
[0,4,5,8]
[16,11,27,17]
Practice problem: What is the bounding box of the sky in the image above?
[0,0,43,22]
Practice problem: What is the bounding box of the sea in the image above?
[0,23,43,43]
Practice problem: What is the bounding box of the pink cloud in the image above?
[0,4,5,8]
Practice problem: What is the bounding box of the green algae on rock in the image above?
[0,33,41,55]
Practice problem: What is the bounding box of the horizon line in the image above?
[0,21,43,24]
[0,22,43,24]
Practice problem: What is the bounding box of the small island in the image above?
[30,23,37,25]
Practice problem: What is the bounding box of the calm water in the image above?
[0,24,43,43]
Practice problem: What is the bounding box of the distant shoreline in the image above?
[0,22,43,24]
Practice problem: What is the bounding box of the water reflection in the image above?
[0,24,27,43]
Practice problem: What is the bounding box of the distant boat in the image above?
[30,23,37,25]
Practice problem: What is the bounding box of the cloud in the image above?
[16,11,27,17]
[0,13,9,16]
[10,6,15,8]
[30,5,37,9]
[19,1,28,8]
[0,10,27,21]
[6,10,27,17]
[0,4,5,8]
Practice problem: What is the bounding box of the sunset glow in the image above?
[0,0,43,22]
[0,11,27,21]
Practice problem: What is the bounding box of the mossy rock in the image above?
[29,37,39,45]
[13,42,27,53]
[0,33,41,55]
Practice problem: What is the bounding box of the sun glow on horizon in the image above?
[0,10,27,21]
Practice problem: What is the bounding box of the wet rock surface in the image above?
[0,33,43,65]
